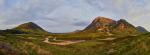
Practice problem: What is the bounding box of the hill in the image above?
[13,22,48,34]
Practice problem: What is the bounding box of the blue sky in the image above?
[0,0,150,33]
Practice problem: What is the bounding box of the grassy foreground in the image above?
[0,33,150,55]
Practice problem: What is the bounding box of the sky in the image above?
[0,0,150,33]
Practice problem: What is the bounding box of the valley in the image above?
[0,16,149,55]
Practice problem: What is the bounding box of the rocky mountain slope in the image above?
[83,16,140,35]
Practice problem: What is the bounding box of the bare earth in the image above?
[98,38,116,41]
[43,38,85,46]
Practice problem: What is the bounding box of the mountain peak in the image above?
[83,16,140,35]
[119,19,126,21]
[84,16,116,33]
[13,22,48,34]
[26,22,35,24]
[117,19,128,23]
[15,22,40,29]
[94,16,115,24]
[95,16,111,20]
[23,22,38,26]
[117,19,135,28]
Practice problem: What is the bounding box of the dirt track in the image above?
[43,38,85,46]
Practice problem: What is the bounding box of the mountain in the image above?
[13,22,48,34]
[83,16,140,35]
[113,19,139,34]
[136,26,149,33]
[84,16,116,32]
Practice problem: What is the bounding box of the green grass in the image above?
[0,33,150,55]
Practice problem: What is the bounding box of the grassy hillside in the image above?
[13,22,49,34]
[0,33,150,55]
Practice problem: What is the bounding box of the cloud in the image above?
[0,0,4,13]
[0,0,4,6]
[0,0,150,32]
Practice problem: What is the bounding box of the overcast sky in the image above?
[0,0,150,33]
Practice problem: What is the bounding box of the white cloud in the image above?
[0,0,150,32]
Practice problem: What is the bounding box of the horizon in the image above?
[0,0,150,33]
[4,17,149,33]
